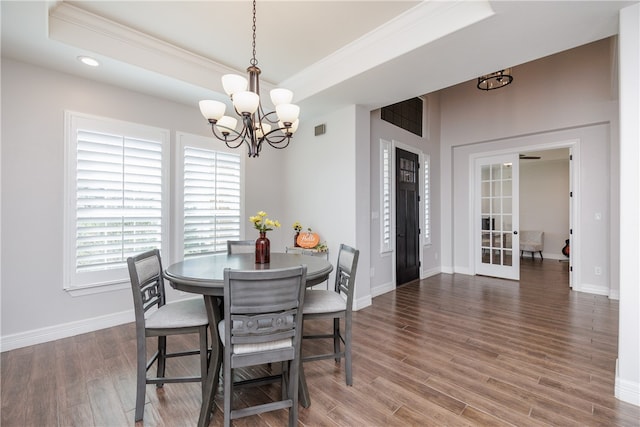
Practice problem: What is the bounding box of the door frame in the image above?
[390,140,425,286]
[469,139,578,287]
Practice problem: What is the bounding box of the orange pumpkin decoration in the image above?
[297,232,320,249]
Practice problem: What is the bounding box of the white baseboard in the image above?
[0,297,204,352]
[616,360,640,406]
[371,281,395,298]
[441,265,454,274]
[1,309,134,352]
[421,266,441,279]
[609,289,620,300]
[353,294,372,311]
[573,283,610,296]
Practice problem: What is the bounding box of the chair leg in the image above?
[199,326,208,396]
[156,335,167,388]
[223,362,232,427]
[135,335,147,421]
[288,360,299,427]
[539,251,544,259]
[333,318,341,363]
[281,361,288,400]
[344,316,353,386]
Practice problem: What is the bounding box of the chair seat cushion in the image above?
[303,290,346,314]
[218,320,292,354]
[146,298,208,329]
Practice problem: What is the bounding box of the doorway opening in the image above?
[518,148,572,286]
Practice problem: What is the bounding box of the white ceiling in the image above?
[2,1,637,118]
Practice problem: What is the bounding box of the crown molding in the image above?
[283,0,495,103]
[48,2,276,97]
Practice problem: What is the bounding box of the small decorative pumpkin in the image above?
[297,232,320,249]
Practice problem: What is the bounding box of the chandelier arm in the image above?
[263,135,291,150]
[208,122,246,148]
[261,128,291,146]
[260,110,281,125]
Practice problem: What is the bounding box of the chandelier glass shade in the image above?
[198,0,300,157]
[477,68,513,91]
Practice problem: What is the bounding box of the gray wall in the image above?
[438,38,619,297]
[0,58,285,345]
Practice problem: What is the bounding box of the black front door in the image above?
[396,148,420,285]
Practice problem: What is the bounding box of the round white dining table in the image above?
[164,252,333,427]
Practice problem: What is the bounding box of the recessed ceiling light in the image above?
[77,56,100,67]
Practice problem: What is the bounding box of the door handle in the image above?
[513,231,518,235]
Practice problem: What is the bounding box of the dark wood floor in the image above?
[3,258,640,426]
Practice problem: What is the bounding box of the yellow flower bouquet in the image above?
[249,211,281,233]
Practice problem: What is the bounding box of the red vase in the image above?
[255,232,270,264]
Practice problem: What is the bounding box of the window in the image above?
[183,146,242,257]
[424,155,431,244]
[380,97,423,137]
[380,139,392,253]
[64,112,170,293]
[176,133,244,259]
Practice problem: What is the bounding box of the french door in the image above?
[476,154,520,280]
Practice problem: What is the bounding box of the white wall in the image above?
[439,38,618,297]
[520,157,570,259]
[280,104,371,307]
[616,3,640,407]
[0,59,283,348]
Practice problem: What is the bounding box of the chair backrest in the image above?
[521,230,544,244]
[223,265,307,364]
[227,239,255,254]
[334,244,360,310]
[127,249,166,328]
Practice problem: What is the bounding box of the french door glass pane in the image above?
[480,162,513,267]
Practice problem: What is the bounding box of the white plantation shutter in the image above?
[380,139,392,253]
[424,155,431,244]
[183,147,241,257]
[65,112,169,291]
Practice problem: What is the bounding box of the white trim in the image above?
[352,295,372,311]
[0,297,205,352]
[1,309,134,352]
[63,110,171,292]
[466,139,579,286]
[371,281,395,298]
[573,283,610,296]
[421,266,441,280]
[616,360,640,406]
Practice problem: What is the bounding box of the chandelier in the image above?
[198,0,300,157]
[477,68,513,91]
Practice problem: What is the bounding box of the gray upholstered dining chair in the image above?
[227,239,255,254]
[302,244,359,385]
[219,265,307,427]
[127,249,209,422]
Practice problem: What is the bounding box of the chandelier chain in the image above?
[250,0,258,66]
